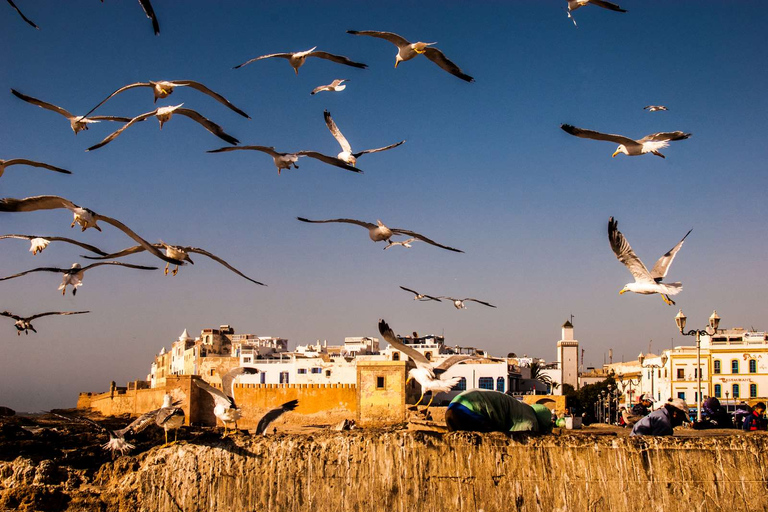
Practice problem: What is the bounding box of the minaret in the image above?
[557,319,579,392]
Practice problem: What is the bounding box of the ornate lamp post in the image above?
[638,352,668,403]
[617,373,641,407]
[675,309,720,422]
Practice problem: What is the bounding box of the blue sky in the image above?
[1,1,766,411]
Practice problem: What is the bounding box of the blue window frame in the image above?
[714,384,721,398]
[455,377,467,391]
[732,384,740,398]
[297,368,307,374]
[732,360,739,374]
[279,372,289,384]
[749,360,757,374]
[311,367,322,374]
[496,377,505,392]
[677,392,686,400]
[478,377,494,390]
[714,360,721,374]
[750,384,757,398]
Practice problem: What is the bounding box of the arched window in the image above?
[731,360,739,374]
[713,360,721,374]
[732,384,740,398]
[455,377,467,391]
[749,360,757,374]
[478,377,494,390]
[392,352,400,361]
[714,384,721,398]
[750,384,757,398]
[425,351,432,361]
[497,377,505,392]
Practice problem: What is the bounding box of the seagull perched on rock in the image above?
[81,241,266,285]
[438,297,497,310]
[1,234,108,256]
[207,145,361,175]
[644,105,668,112]
[86,104,239,151]
[311,79,349,95]
[347,30,474,82]
[7,0,38,29]
[0,195,184,266]
[0,158,70,178]
[11,89,134,135]
[0,261,157,295]
[399,286,441,302]
[82,80,249,119]
[255,400,299,435]
[561,124,691,158]
[234,47,367,75]
[297,217,464,253]
[194,368,259,437]
[323,110,404,167]
[608,217,692,306]
[1,310,89,335]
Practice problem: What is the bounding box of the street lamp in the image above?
[638,351,668,403]
[616,373,641,407]
[675,309,719,422]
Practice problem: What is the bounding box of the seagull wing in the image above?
[638,131,691,143]
[175,108,239,145]
[0,195,76,213]
[155,407,184,427]
[207,145,280,158]
[422,47,475,83]
[185,247,266,286]
[608,217,654,284]
[233,53,294,69]
[88,115,136,122]
[255,399,299,435]
[588,0,627,12]
[462,298,497,308]
[193,378,233,408]
[650,229,692,281]
[323,110,352,153]
[90,212,183,265]
[80,244,149,260]
[297,151,362,173]
[354,140,405,158]
[137,0,160,35]
[80,82,151,119]
[399,285,441,302]
[7,0,39,29]
[80,261,158,273]
[173,80,250,119]
[0,311,22,321]
[220,367,259,407]
[25,310,90,321]
[11,89,73,118]
[346,30,410,48]
[307,51,367,69]
[296,217,375,229]
[39,237,109,256]
[560,124,637,146]
[433,355,477,372]
[377,319,431,366]
[120,408,161,435]
[2,159,71,174]
[0,266,68,282]
[390,228,464,253]
[399,285,422,296]
[86,110,157,151]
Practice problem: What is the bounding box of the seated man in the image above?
[743,402,767,432]
[631,398,689,436]
[693,396,733,429]
[445,389,553,434]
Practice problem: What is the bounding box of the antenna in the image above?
[648,339,652,355]
[570,313,575,325]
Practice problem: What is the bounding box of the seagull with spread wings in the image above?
[7,0,38,29]
[438,297,497,310]
[297,217,463,253]
[608,217,692,306]
[0,158,70,178]
[194,368,259,436]
[0,195,183,266]
[207,145,361,175]
[11,89,134,135]
[323,110,404,167]
[385,238,418,250]
[1,310,89,335]
[399,286,442,302]
[347,30,474,83]
[1,234,108,256]
[81,240,266,286]
[311,79,349,95]
[86,104,239,151]
[565,0,626,26]
[234,47,367,75]
[255,400,299,435]
[644,105,668,112]
[561,124,691,158]
[0,261,158,295]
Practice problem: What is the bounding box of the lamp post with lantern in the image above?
[675,309,720,423]
[638,352,668,403]
[616,373,641,407]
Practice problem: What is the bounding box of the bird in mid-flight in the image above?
[207,145,361,175]
[561,124,690,158]
[1,310,89,335]
[234,47,367,75]
[323,110,405,167]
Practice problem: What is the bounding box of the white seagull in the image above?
[644,105,668,112]
[86,104,239,151]
[234,47,367,75]
[378,319,476,409]
[561,124,691,158]
[194,368,259,436]
[1,310,89,335]
[82,80,249,119]
[0,261,158,296]
[11,89,134,135]
[608,217,692,306]
[347,30,474,82]
[399,286,442,302]
[255,399,299,435]
[566,0,626,26]
[207,145,361,175]
[7,0,38,29]
[438,297,497,310]
[0,195,184,266]
[0,158,70,178]
[297,217,464,253]
[385,238,418,250]
[323,110,405,167]
[1,234,108,256]
[311,79,349,95]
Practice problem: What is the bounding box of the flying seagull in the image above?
[560,124,691,158]
[11,89,134,135]
[311,79,349,95]
[7,0,38,29]
[1,234,108,256]
[86,104,239,151]
[81,241,266,286]
[566,0,626,25]
[0,158,70,178]
[100,0,159,35]
[378,319,476,409]
[385,238,417,250]
[296,217,464,253]
[1,310,89,335]
[0,261,158,295]
[323,110,405,167]
[234,47,367,75]
[399,286,441,302]
[644,105,668,112]
[207,145,361,175]
[347,30,474,83]
[608,217,692,306]
[52,413,137,456]
[114,393,184,446]
[82,80,249,120]
[194,368,259,437]
[438,297,497,310]
[255,399,299,435]
[0,195,184,266]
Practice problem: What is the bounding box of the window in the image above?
[209,369,214,376]
[392,352,400,361]
[676,368,684,379]
[297,368,307,375]
[311,368,322,374]
[496,377,505,393]
[243,357,252,363]
[732,360,739,374]
[750,384,757,398]
[749,360,757,374]
[732,384,739,398]
[714,384,721,398]
[260,373,266,384]
[677,392,686,400]
[714,360,721,374]
[425,352,432,361]
[279,372,289,384]
[478,377,494,390]
[455,377,467,391]
[376,376,385,389]
[325,370,331,377]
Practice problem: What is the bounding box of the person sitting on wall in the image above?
[630,398,689,436]
[692,397,733,430]
[445,389,553,434]
[742,402,767,432]
[621,394,653,427]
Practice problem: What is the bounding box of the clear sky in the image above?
[1,1,766,412]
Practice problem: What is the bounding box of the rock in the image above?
[0,406,15,417]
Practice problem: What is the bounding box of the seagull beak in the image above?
[394,61,399,69]
[294,68,299,76]
[619,289,627,295]
[612,150,620,158]
[406,376,412,385]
